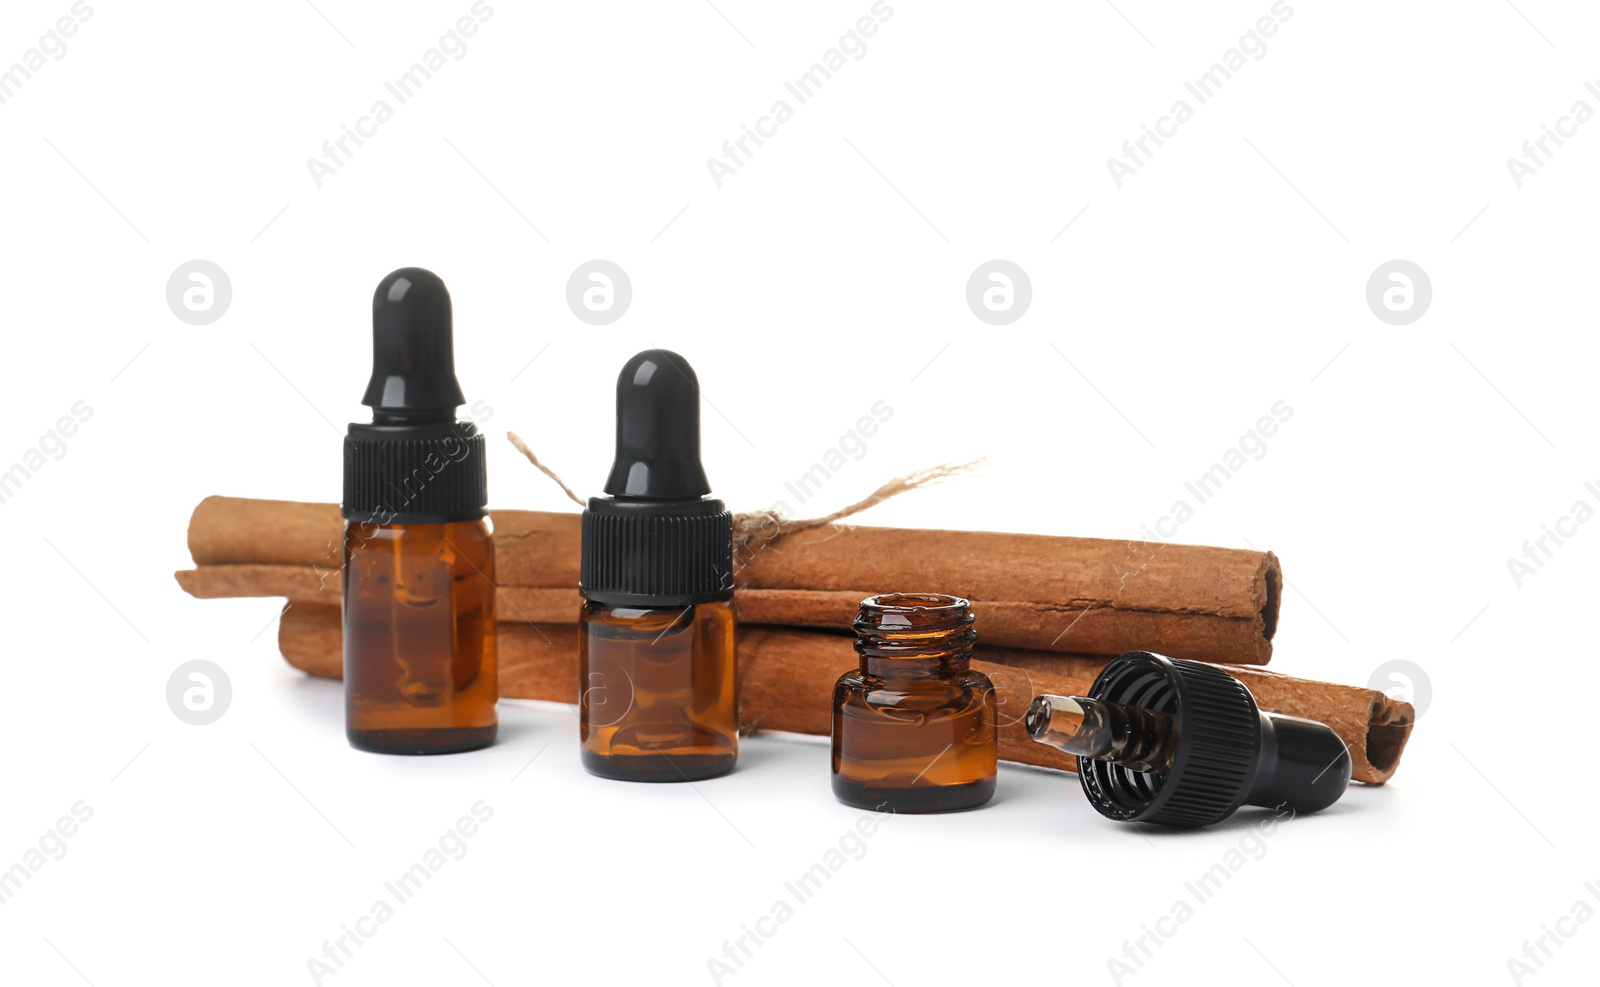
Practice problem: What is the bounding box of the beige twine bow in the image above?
[506,431,981,557]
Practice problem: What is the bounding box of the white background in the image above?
[2,1,1596,984]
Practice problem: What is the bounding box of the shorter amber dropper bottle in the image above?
[341,268,496,755]
[578,350,737,781]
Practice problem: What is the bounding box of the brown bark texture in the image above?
[184,496,1282,664]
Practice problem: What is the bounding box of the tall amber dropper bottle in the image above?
[579,349,737,781]
[341,268,496,755]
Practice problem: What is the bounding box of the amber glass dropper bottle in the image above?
[579,349,737,782]
[341,268,496,755]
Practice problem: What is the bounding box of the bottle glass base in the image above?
[831,774,995,813]
[581,749,736,782]
[347,724,497,755]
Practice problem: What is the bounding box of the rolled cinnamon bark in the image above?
[276,605,1409,784]
[187,498,345,569]
[183,565,1263,663]
[186,496,582,589]
[737,525,1281,664]
[176,564,580,623]
[189,496,1281,664]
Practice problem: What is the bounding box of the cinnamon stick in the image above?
[188,496,1281,664]
[185,496,581,589]
[176,564,579,623]
[181,565,1248,661]
[737,524,1281,665]
[276,605,1410,784]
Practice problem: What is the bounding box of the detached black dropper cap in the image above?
[581,350,733,607]
[342,268,487,525]
[1027,651,1352,828]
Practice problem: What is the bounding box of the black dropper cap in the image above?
[580,350,733,607]
[342,268,487,525]
[1028,651,1352,828]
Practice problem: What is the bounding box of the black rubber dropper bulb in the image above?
[361,267,466,426]
[1027,651,1353,828]
[603,349,712,500]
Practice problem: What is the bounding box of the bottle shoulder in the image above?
[581,598,734,638]
[833,668,991,713]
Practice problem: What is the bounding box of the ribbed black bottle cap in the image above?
[343,420,487,524]
[581,496,733,606]
[580,349,732,607]
[1078,652,1261,828]
[341,268,487,526]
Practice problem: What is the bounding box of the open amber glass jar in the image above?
[831,593,997,812]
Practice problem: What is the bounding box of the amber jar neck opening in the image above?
[853,593,976,678]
